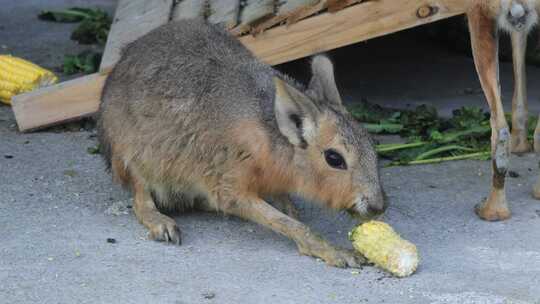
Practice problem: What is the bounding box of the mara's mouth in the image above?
[346,208,384,222]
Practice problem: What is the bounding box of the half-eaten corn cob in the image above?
[349,220,419,277]
[0,55,58,105]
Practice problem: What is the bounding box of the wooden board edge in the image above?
[12,73,107,132]
[240,0,468,65]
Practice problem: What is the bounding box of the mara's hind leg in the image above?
[468,5,511,221]
[131,176,181,245]
[510,30,532,153]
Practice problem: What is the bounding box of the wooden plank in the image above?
[251,0,320,33]
[208,0,240,29]
[171,0,207,21]
[240,0,468,65]
[100,0,174,73]
[11,73,107,132]
[327,0,362,13]
[231,0,275,35]
[13,0,468,131]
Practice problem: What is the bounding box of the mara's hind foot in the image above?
[145,213,182,244]
[475,189,511,221]
[132,179,182,245]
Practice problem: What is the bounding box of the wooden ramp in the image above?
[12,0,468,132]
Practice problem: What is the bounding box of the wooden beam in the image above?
[11,73,107,132]
[100,0,174,73]
[12,0,468,132]
[240,0,468,65]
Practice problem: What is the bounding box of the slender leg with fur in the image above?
[132,177,182,244]
[468,5,511,221]
[510,30,532,153]
[224,197,366,268]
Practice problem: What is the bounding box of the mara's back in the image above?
[98,20,285,185]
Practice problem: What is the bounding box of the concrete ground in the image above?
[1,1,540,303]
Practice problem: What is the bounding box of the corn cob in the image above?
[349,220,419,277]
[0,55,58,105]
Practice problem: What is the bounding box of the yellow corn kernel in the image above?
[0,55,57,104]
[0,79,19,92]
[349,220,419,277]
[0,90,14,104]
[0,55,57,85]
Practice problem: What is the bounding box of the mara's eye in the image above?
[324,149,347,170]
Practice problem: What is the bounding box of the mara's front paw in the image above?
[323,248,367,268]
[299,242,367,268]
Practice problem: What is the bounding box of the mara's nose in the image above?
[367,192,388,216]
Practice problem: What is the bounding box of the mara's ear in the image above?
[274,77,320,147]
[307,55,343,106]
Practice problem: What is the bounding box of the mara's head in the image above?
[494,0,538,32]
[273,55,386,219]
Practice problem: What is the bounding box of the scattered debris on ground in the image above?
[86,144,100,155]
[202,292,216,300]
[105,199,132,216]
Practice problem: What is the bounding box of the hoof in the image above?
[510,138,532,154]
[474,200,511,221]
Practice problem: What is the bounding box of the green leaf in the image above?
[38,7,111,45]
[63,50,102,75]
[38,8,91,22]
[363,123,403,134]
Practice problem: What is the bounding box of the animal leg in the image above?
[510,30,532,153]
[132,176,181,244]
[468,5,511,221]
[224,197,366,268]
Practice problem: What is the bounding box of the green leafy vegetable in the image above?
[38,7,111,45]
[38,8,96,22]
[347,100,499,166]
[63,50,102,75]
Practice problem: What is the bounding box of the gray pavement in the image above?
[1,1,540,303]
